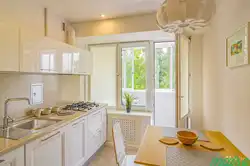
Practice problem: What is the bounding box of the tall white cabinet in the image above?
[0,22,20,72]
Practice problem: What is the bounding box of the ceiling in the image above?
[38,0,164,22]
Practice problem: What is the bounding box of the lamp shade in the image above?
[156,0,215,33]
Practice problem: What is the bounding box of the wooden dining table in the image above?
[134,126,247,166]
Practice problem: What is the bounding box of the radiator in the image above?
[107,111,152,147]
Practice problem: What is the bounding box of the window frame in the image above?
[117,42,150,110]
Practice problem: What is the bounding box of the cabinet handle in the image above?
[41,131,60,142]
[72,119,85,127]
[0,160,4,163]
[93,111,100,116]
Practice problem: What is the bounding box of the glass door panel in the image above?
[154,42,176,127]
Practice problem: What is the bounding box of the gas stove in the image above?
[62,101,100,112]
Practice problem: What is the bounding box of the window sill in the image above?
[107,109,152,117]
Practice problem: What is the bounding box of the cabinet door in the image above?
[65,118,86,166]
[72,51,80,74]
[0,146,24,166]
[40,50,57,73]
[102,108,107,144]
[87,110,103,159]
[79,50,93,75]
[25,131,63,166]
[0,22,19,72]
[21,37,61,73]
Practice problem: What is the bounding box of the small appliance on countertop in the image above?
[62,101,100,112]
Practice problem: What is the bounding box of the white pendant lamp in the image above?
[156,0,216,34]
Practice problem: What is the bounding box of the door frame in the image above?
[175,34,191,128]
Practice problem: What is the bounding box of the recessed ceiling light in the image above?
[101,14,105,18]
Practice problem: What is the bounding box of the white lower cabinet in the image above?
[0,146,24,166]
[25,130,63,166]
[64,117,86,166]
[102,108,107,144]
[87,108,107,160]
[13,108,107,166]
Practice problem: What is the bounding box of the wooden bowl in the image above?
[177,131,198,146]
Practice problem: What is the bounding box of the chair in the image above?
[112,122,140,166]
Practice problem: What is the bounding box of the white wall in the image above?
[0,0,67,43]
[202,0,250,157]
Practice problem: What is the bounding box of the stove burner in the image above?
[62,102,100,111]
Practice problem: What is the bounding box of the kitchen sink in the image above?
[14,119,61,130]
[0,127,33,140]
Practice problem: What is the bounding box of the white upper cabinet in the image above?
[0,22,20,72]
[61,44,73,74]
[61,45,93,75]
[19,35,92,75]
[21,37,62,73]
[78,49,93,75]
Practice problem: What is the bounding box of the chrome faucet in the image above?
[3,97,30,129]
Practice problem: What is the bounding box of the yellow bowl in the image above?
[177,131,198,146]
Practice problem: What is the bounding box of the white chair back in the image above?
[112,122,126,166]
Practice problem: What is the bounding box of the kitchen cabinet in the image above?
[21,37,61,73]
[63,46,93,75]
[102,108,107,144]
[78,49,93,75]
[0,22,20,72]
[72,49,93,75]
[19,34,93,75]
[25,130,63,166]
[64,117,87,166]
[61,44,73,74]
[0,146,24,166]
[87,109,105,159]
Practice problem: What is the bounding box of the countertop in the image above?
[0,104,107,156]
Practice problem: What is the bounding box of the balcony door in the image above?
[153,42,176,127]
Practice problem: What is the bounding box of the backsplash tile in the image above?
[0,73,83,120]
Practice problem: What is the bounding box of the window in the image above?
[120,43,148,107]
[155,42,176,90]
[89,42,176,111]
